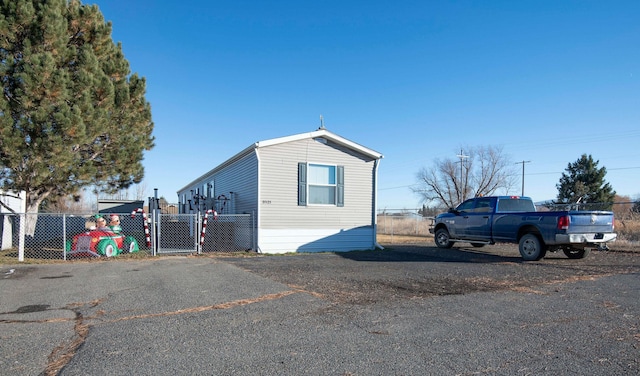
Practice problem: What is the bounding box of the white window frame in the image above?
[298,162,344,207]
[307,163,337,206]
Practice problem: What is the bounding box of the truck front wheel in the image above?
[434,228,454,249]
[519,234,546,261]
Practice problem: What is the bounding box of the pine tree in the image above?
[556,154,615,207]
[0,0,154,216]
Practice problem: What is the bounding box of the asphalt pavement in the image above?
[1,247,639,375]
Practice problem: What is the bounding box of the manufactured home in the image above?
[177,127,383,254]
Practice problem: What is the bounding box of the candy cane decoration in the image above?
[131,208,151,247]
[200,209,218,246]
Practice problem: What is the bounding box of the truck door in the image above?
[448,199,475,237]
[459,197,495,241]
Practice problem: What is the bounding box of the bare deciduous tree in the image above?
[413,145,516,209]
[134,181,149,201]
[100,181,148,201]
[41,191,94,214]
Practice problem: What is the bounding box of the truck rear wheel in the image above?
[563,248,590,259]
[519,234,546,261]
[434,228,454,249]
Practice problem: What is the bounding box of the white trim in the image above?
[256,148,262,229]
[373,158,383,250]
[306,162,338,206]
[257,129,382,159]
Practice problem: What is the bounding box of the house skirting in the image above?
[258,226,376,254]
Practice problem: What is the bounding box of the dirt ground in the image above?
[225,239,640,306]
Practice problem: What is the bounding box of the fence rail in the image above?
[0,212,254,262]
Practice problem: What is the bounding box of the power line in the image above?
[379,166,640,190]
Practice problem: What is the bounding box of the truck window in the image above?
[496,198,536,212]
[471,198,494,212]
[456,199,475,211]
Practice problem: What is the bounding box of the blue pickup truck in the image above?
[428,196,617,261]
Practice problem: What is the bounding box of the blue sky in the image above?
[95,0,639,209]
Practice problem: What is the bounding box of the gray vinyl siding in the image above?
[212,153,258,215]
[177,153,258,215]
[258,137,375,229]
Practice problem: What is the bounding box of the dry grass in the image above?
[377,233,433,245]
[376,215,432,237]
[616,219,640,242]
[0,248,155,265]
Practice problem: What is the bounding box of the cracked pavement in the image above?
[1,244,639,375]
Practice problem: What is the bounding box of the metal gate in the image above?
[155,213,254,255]
[156,214,199,254]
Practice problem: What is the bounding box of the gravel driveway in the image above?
[2,242,639,375]
[225,242,640,305]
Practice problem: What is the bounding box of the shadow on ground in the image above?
[338,245,523,263]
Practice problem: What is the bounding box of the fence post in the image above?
[196,214,201,255]
[150,210,155,256]
[156,213,161,256]
[390,216,394,243]
[253,210,257,252]
[62,214,67,261]
[18,213,25,262]
[152,213,158,256]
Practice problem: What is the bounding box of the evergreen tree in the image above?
[556,154,615,207]
[0,0,154,215]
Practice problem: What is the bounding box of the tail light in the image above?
[557,215,570,230]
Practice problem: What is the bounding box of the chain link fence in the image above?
[1,212,255,262]
[200,214,254,253]
[377,212,432,237]
[0,212,152,261]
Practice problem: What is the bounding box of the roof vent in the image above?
[318,114,326,130]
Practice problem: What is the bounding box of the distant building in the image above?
[98,199,144,214]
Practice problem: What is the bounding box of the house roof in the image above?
[178,128,383,193]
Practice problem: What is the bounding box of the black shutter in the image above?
[337,165,344,207]
[298,162,307,206]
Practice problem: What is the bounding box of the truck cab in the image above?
[443,196,535,241]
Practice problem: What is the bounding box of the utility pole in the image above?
[456,149,469,201]
[516,160,531,196]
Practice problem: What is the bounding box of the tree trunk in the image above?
[24,198,45,237]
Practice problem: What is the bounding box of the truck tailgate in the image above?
[567,211,615,233]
